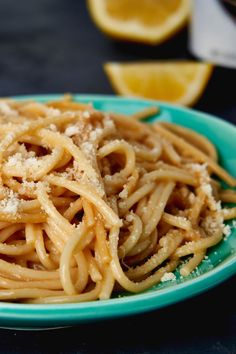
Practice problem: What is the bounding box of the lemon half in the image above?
[87,0,190,45]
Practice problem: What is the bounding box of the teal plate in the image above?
[0,94,236,330]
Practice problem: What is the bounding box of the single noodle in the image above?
[0,96,234,303]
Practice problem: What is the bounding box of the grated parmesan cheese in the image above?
[103,117,115,130]
[19,180,37,194]
[161,272,176,282]
[0,102,18,116]
[188,192,195,204]
[223,224,231,237]
[82,111,90,119]
[187,162,208,173]
[201,214,224,236]
[104,175,112,182]
[64,125,81,137]
[89,127,103,142]
[47,108,60,117]
[9,155,42,169]
[81,141,94,156]
[222,208,231,217]
[49,124,57,132]
[188,163,222,212]
[125,214,134,223]
[201,183,212,196]
[0,189,20,215]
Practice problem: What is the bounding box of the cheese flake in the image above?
[0,190,20,215]
[161,272,176,282]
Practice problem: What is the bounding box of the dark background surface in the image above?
[0,1,235,353]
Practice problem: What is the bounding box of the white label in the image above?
[189,0,236,68]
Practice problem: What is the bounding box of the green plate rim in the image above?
[0,94,235,328]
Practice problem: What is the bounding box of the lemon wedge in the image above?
[104,61,213,106]
[87,0,190,45]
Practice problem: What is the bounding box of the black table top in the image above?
[0,1,235,353]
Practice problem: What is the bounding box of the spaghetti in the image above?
[0,96,234,303]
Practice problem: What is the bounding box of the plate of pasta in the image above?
[0,94,235,329]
